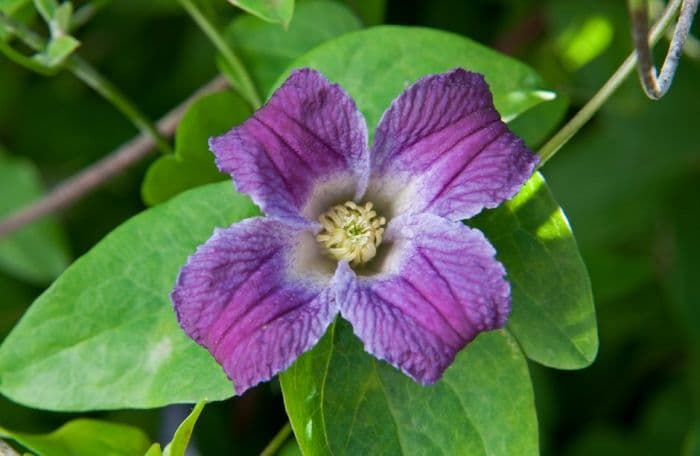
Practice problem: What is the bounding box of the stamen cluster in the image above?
[316,201,386,266]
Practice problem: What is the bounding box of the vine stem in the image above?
[177,0,262,108]
[0,76,229,239]
[260,422,292,456]
[536,0,684,167]
[629,0,698,99]
[0,12,172,154]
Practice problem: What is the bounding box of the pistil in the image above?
[316,201,386,267]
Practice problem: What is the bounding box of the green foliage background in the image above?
[0,0,698,454]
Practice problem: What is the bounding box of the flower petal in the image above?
[369,68,537,221]
[172,218,337,394]
[335,213,509,384]
[210,69,369,223]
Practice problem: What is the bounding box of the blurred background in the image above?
[0,0,698,454]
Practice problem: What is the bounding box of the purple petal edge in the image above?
[334,213,510,384]
[369,68,538,221]
[172,217,337,394]
[209,69,369,223]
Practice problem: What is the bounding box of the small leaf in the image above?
[471,173,599,369]
[162,402,205,456]
[52,1,72,34]
[281,321,538,455]
[141,90,250,206]
[0,153,71,283]
[227,0,294,27]
[0,183,259,411]
[0,419,150,456]
[221,0,362,95]
[33,34,80,67]
[31,0,55,23]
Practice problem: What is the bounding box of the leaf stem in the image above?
[177,0,262,108]
[0,12,172,154]
[536,0,683,167]
[260,422,292,456]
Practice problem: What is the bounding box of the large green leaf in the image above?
[281,322,537,455]
[471,173,598,368]
[0,153,70,283]
[227,0,295,27]
[277,25,595,368]
[274,26,559,138]
[0,183,258,411]
[141,90,250,206]
[0,419,150,456]
[222,0,362,96]
[276,25,593,454]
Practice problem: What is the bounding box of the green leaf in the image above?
[281,321,538,455]
[227,0,295,27]
[162,402,205,456]
[141,90,250,206]
[146,402,206,456]
[275,26,593,453]
[52,2,73,34]
[222,0,362,96]
[0,153,70,284]
[31,0,55,23]
[275,26,561,135]
[0,182,259,411]
[33,34,79,67]
[471,173,598,369]
[276,26,595,369]
[507,92,568,148]
[0,0,31,14]
[0,419,150,456]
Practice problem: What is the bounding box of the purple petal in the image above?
[172,218,337,394]
[210,69,369,224]
[335,213,509,384]
[369,69,537,221]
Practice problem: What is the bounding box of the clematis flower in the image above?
[172,68,538,394]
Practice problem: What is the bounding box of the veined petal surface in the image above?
[172,217,337,394]
[210,69,369,223]
[334,213,510,383]
[370,69,537,221]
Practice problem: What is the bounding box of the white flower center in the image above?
[316,201,386,267]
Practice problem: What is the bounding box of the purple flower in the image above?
[172,68,537,394]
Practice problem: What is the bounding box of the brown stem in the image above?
[629,0,699,99]
[0,75,229,239]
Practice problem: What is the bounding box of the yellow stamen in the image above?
[316,201,386,267]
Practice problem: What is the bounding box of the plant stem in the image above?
[260,422,292,456]
[536,0,683,167]
[0,12,172,154]
[177,0,262,108]
[0,76,229,239]
[629,0,698,99]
